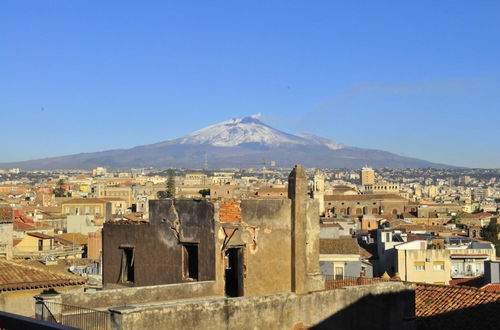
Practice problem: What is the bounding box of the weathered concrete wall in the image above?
[59,280,219,309]
[239,199,292,296]
[0,286,83,317]
[109,282,415,330]
[103,199,215,287]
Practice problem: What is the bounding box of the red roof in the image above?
[449,275,484,288]
[481,284,500,292]
[416,283,500,317]
[14,221,51,230]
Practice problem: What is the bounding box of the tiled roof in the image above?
[481,284,500,292]
[415,283,500,317]
[0,260,85,291]
[320,237,360,255]
[55,233,88,246]
[449,275,485,288]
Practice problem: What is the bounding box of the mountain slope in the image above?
[0,116,455,169]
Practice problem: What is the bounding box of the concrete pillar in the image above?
[288,165,324,294]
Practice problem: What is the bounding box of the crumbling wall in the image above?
[240,199,292,296]
[59,281,219,309]
[102,199,216,287]
[215,199,292,296]
[109,282,415,330]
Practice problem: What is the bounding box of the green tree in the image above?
[54,179,66,197]
[199,188,210,197]
[481,218,500,255]
[157,191,169,199]
[166,169,176,198]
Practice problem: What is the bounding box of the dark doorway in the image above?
[121,247,135,283]
[182,244,199,280]
[225,247,244,297]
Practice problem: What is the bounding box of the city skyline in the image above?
[1,1,500,168]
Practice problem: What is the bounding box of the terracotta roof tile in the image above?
[449,275,484,288]
[55,233,88,246]
[320,237,360,255]
[481,284,500,292]
[416,283,500,317]
[0,260,85,291]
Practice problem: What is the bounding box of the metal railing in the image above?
[324,276,395,290]
[37,300,110,330]
[12,247,84,259]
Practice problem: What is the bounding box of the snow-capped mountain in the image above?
[175,115,345,150]
[0,115,455,170]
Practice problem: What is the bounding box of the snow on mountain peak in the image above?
[176,116,344,150]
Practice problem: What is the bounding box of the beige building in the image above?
[95,185,132,205]
[13,232,54,253]
[324,194,409,217]
[211,172,236,185]
[61,198,112,221]
[363,182,400,194]
[395,240,496,284]
[183,172,208,186]
[361,167,375,185]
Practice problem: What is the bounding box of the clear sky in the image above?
[1,1,499,168]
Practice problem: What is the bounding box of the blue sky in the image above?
[1,1,499,168]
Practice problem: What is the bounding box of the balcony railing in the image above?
[36,299,110,330]
[451,270,484,278]
[325,276,395,290]
[12,247,84,259]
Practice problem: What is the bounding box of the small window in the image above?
[433,262,445,271]
[182,244,199,281]
[121,247,135,283]
[335,267,344,280]
[414,261,425,271]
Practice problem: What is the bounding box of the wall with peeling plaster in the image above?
[102,199,216,287]
[225,198,292,296]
